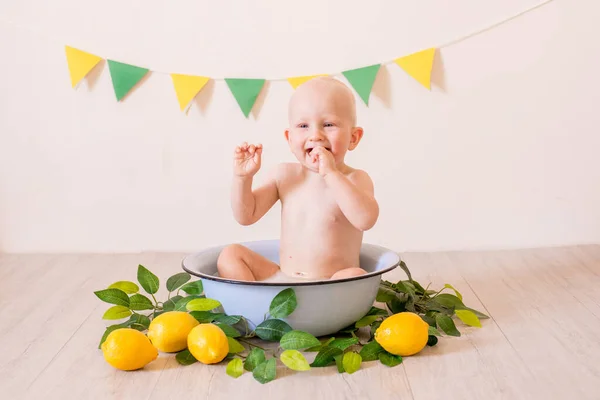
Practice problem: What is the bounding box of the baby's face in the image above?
[285,79,362,172]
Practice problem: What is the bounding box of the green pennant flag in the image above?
[342,64,381,105]
[107,60,149,101]
[224,78,266,118]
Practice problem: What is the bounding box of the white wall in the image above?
[1,0,599,253]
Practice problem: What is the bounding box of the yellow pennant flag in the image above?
[394,48,436,89]
[170,74,211,112]
[65,46,103,88]
[287,74,328,89]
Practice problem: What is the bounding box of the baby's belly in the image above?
[279,225,362,280]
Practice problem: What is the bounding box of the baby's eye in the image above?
[297,123,308,129]
[324,122,336,127]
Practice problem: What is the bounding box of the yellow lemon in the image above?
[374,312,430,356]
[147,311,200,353]
[187,323,229,364]
[101,328,158,371]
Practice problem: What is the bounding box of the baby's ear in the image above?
[284,129,290,142]
[348,127,364,150]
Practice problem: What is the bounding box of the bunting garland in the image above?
[342,64,382,105]
[170,74,210,112]
[394,48,437,90]
[106,60,149,101]
[64,43,436,117]
[56,0,554,118]
[64,46,103,88]
[224,78,266,118]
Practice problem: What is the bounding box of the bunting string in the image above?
[0,0,555,117]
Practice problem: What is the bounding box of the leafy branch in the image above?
[94,260,488,384]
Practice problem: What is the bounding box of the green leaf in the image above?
[455,309,482,328]
[102,305,132,320]
[427,335,438,346]
[456,305,489,319]
[94,288,130,307]
[108,281,139,294]
[399,260,413,281]
[255,319,293,342]
[329,337,359,351]
[252,358,276,384]
[269,288,297,318]
[280,350,311,371]
[426,303,454,317]
[305,337,335,352]
[226,358,244,378]
[163,295,183,312]
[310,345,343,367]
[376,287,396,302]
[180,280,203,295]
[387,294,408,314]
[334,354,345,373]
[379,352,403,367]
[137,265,159,295]
[355,315,379,328]
[342,352,362,374]
[244,348,266,372]
[129,294,154,310]
[173,295,203,311]
[216,323,241,338]
[369,320,382,341]
[411,280,427,295]
[166,272,191,292]
[428,325,442,336]
[176,349,197,365]
[444,283,463,301]
[226,337,246,353]
[128,314,151,330]
[433,293,464,309]
[367,306,389,316]
[280,330,320,350]
[190,311,223,323]
[435,314,461,337]
[186,298,221,312]
[421,314,437,327]
[395,281,416,299]
[359,341,384,361]
[213,314,242,325]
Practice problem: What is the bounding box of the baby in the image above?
[217,77,379,281]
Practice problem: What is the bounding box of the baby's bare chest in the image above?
[279,182,346,226]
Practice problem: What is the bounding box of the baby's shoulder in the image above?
[343,167,375,191]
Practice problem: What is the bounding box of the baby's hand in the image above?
[234,142,262,177]
[310,146,336,177]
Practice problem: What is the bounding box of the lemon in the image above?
[374,312,430,356]
[101,328,158,371]
[187,323,229,364]
[147,311,199,353]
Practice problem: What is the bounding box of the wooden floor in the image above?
[1,245,599,400]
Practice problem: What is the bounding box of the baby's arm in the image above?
[231,143,279,226]
[324,169,379,231]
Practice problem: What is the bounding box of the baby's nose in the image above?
[309,128,325,140]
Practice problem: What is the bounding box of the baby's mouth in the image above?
[305,147,331,157]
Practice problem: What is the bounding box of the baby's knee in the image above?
[217,244,245,264]
[331,267,367,280]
